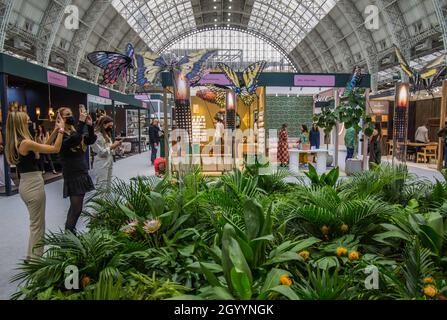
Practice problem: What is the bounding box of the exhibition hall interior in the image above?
[0,0,446,303]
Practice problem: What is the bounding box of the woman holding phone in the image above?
[56,105,97,233]
[92,115,122,189]
[5,111,64,259]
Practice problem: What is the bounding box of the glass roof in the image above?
[112,0,337,54]
[248,0,338,53]
[112,0,196,52]
[163,28,297,72]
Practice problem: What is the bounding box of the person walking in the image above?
[56,105,97,234]
[149,119,161,165]
[5,111,64,259]
[369,128,382,166]
[92,116,122,190]
[345,126,356,161]
[277,123,289,167]
[35,124,57,175]
[309,123,320,149]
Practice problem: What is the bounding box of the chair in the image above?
[417,145,438,164]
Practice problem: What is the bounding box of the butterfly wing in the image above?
[218,62,240,93]
[395,46,416,79]
[242,60,267,94]
[134,54,148,86]
[420,54,446,79]
[180,50,217,82]
[142,51,166,84]
[208,85,227,108]
[88,51,133,85]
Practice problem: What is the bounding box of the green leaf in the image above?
[118,204,137,220]
[269,285,300,300]
[188,262,223,273]
[261,268,292,292]
[264,251,303,266]
[200,263,222,287]
[230,268,252,300]
[313,256,339,270]
[291,237,321,252]
[178,244,195,257]
[211,287,235,300]
[243,199,264,240]
[228,237,253,282]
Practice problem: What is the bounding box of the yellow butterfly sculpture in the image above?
[218,61,267,106]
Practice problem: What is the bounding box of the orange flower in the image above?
[298,250,310,260]
[81,276,91,288]
[348,251,360,261]
[423,285,438,298]
[340,224,349,233]
[279,275,293,286]
[423,276,434,284]
[336,247,348,257]
[321,225,330,235]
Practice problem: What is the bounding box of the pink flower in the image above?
[143,219,162,234]
[123,219,138,234]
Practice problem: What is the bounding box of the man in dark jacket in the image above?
[149,119,161,165]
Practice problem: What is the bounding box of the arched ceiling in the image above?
[0,0,446,93]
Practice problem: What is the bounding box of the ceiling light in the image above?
[228,13,231,16]
[227,24,230,27]
[229,6,232,9]
[214,18,217,21]
[213,6,217,9]
[227,18,230,21]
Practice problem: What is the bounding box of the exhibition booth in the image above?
[0,53,146,196]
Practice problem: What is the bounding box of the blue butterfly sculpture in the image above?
[135,49,217,87]
[87,43,135,85]
[345,65,363,94]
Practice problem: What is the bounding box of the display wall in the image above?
[265,95,314,137]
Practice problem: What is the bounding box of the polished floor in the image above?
[0,152,444,299]
[0,152,153,299]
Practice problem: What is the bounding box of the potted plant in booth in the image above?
[336,90,375,137]
[313,105,337,166]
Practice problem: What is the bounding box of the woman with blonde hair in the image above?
[56,105,97,233]
[92,115,121,189]
[5,111,65,259]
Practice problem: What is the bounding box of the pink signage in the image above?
[294,75,335,87]
[99,87,110,98]
[47,71,68,88]
[198,73,231,86]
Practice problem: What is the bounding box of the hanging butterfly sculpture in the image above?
[87,43,135,85]
[196,85,227,108]
[395,46,446,95]
[135,49,217,87]
[344,65,364,95]
[218,61,267,106]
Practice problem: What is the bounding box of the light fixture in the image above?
[48,107,55,119]
[35,107,41,119]
[396,83,409,108]
[213,6,216,9]
[227,18,230,21]
[228,13,231,16]
[229,6,232,9]
[214,18,217,21]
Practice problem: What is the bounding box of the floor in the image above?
[0,151,444,299]
[0,151,153,300]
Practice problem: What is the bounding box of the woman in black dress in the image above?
[56,105,97,233]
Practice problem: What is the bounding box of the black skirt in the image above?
[63,173,95,198]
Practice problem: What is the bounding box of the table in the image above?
[289,149,328,174]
